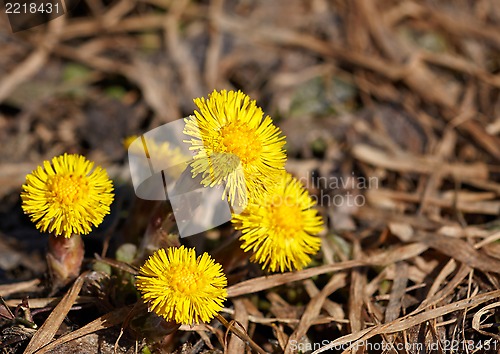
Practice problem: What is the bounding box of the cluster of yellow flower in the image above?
[137,90,324,325]
[20,89,324,327]
[183,89,324,273]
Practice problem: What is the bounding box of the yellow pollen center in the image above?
[269,201,304,237]
[48,174,89,206]
[168,265,203,294]
[219,123,262,164]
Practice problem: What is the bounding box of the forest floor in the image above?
[1,0,500,353]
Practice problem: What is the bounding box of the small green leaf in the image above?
[115,243,137,263]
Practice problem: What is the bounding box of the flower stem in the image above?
[137,201,180,260]
[47,233,84,292]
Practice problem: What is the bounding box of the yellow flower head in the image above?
[21,154,114,238]
[183,90,286,206]
[136,246,227,325]
[125,135,189,179]
[232,172,323,272]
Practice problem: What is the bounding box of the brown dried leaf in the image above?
[313,289,500,353]
[34,306,133,354]
[24,272,87,354]
[0,279,40,298]
[415,232,500,273]
[227,243,427,297]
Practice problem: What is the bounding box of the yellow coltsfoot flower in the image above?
[125,134,190,180]
[232,171,323,272]
[21,153,114,238]
[183,90,286,206]
[135,246,227,325]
